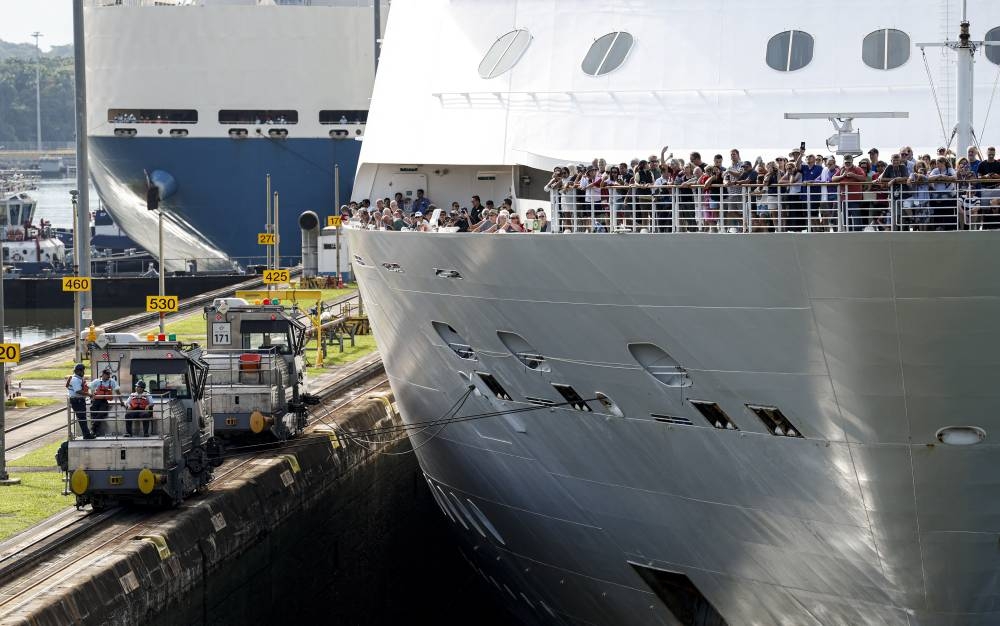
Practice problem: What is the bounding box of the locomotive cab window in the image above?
[131,358,192,399]
[240,320,296,354]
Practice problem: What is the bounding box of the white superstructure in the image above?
[355,0,1000,206]
[349,2,1000,625]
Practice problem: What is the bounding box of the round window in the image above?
[581,32,634,76]
[765,30,814,72]
[478,29,532,79]
[862,29,910,70]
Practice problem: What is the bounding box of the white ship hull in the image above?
[348,228,1000,625]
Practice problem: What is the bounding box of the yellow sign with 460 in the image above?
[61,277,91,292]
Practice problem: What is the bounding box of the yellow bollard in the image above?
[14,396,29,409]
[314,300,323,369]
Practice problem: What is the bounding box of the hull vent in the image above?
[746,405,803,437]
[475,372,512,401]
[525,396,556,407]
[628,343,692,388]
[630,562,728,626]
[652,414,693,426]
[381,262,404,273]
[689,400,738,430]
[552,384,592,412]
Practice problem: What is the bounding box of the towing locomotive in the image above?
[59,339,220,509]
[203,298,317,440]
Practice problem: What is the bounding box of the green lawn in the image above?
[0,471,70,542]
[16,368,72,381]
[9,441,63,468]
[305,333,378,375]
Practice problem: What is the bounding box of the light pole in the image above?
[158,208,165,334]
[0,249,21,486]
[31,31,42,153]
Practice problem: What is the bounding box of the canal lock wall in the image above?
[11,391,500,626]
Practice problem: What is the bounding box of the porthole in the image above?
[986,27,1000,66]
[437,485,467,529]
[594,392,624,418]
[628,342,692,388]
[862,29,910,70]
[581,32,634,76]
[479,29,533,79]
[497,330,550,371]
[765,30,814,72]
[432,321,477,360]
[466,498,506,545]
[450,492,486,537]
[936,426,986,446]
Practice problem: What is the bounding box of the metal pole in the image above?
[0,245,18,485]
[158,209,165,334]
[32,31,43,153]
[336,225,341,281]
[71,192,82,363]
[956,19,974,156]
[265,174,271,269]
[373,0,381,73]
[274,191,280,270]
[334,164,340,211]
[72,0,92,337]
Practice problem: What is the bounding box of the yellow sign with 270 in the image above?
[257,233,276,245]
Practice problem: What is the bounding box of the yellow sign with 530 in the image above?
[0,343,21,363]
[61,277,91,292]
[146,295,179,313]
[257,233,276,245]
[262,269,290,284]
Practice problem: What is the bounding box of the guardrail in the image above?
[547,181,999,233]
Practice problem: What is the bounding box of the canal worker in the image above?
[66,363,94,439]
[90,369,122,437]
[124,380,154,437]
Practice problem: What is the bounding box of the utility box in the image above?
[317,226,353,281]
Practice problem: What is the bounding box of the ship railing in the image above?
[67,392,179,440]
[548,182,997,233]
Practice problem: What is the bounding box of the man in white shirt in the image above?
[929,157,957,228]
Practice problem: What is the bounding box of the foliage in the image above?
[8,441,63,468]
[0,51,76,144]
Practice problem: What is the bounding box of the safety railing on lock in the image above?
[548,181,1000,233]
[66,393,177,440]
[204,348,284,387]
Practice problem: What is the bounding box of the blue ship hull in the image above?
[89,136,360,263]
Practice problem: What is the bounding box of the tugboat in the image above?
[0,176,68,275]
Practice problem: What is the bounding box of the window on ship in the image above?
[108,109,198,124]
[319,110,368,124]
[219,110,298,125]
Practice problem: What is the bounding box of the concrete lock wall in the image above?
[12,392,492,626]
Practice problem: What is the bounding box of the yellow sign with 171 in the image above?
[262,269,290,284]
[61,277,91,292]
[327,215,342,228]
[146,295,179,313]
[0,343,21,363]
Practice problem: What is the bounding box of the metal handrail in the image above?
[543,180,996,233]
[66,392,179,440]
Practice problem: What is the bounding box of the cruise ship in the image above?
[83,0,385,269]
[347,1,1000,624]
